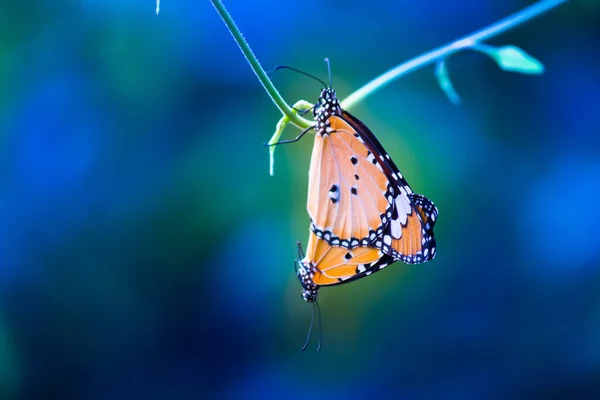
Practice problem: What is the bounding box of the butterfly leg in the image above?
[293,104,317,116]
[263,125,315,146]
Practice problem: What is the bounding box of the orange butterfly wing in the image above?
[369,193,438,264]
[301,231,395,287]
[340,109,438,264]
[307,115,393,249]
[304,88,438,266]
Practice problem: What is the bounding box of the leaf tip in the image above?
[269,146,275,176]
[477,44,545,75]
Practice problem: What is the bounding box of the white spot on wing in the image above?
[395,196,410,226]
[391,219,402,239]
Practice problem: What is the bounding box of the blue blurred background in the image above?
[1,0,599,399]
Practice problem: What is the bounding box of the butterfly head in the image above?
[314,88,342,131]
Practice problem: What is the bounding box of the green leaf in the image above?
[476,44,544,74]
[434,59,461,105]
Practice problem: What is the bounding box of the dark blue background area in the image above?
[1,1,599,399]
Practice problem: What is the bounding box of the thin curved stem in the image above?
[209,0,313,129]
[210,0,568,128]
[341,0,568,109]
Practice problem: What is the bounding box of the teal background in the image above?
[1,1,599,399]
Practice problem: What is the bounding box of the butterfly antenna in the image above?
[324,58,332,88]
[315,300,323,351]
[270,65,327,88]
[300,302,315,351]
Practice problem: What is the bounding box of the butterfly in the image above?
[268,61,439,350]
[270,63,438,265]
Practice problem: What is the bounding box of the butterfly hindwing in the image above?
[409,193,438,231]
[369,193,437,264]
[339,109,437,263]
[300,231,397,288]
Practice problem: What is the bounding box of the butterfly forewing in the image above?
[341,110,414,191]
[307,116,393,249]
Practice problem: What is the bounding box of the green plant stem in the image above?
[209,0,313,129]
[211,0,568,127]
[341,0,568,109]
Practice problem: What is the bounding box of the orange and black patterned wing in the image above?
[410,193,438,231]
[341,110,438,264]
[305,88,438,264]
[307,115,394,249]
[372,193,437,264]
[300,231,396,288]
